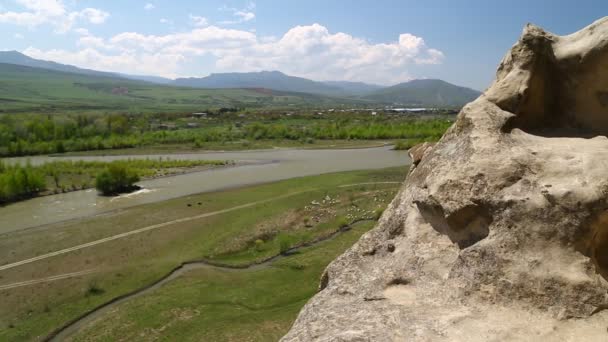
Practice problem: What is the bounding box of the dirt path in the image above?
[0,182,399,273]
[0,269,99,291]
[0,190,312,272]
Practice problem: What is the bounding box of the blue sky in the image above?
[1,0,607,90]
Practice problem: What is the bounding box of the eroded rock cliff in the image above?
[282,18,608,341]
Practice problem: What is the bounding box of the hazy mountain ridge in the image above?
[0,51,480,106]
[173,71,347,95]
[364,79,481,106]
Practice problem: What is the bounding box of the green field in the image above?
[0,167,406,341]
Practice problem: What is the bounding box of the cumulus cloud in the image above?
[159,18,172,24]
[0,0,109,33]
[24,46,185,77]
[21,23,444,84]
[144,3,155,11]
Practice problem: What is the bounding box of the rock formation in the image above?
[282,18,608,341]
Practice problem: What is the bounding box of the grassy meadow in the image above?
[0,167,405,341]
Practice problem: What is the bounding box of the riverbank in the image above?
[0,158,233,206]
[0,167,405,341]
[0,146,410,233]
[51,139,394,157]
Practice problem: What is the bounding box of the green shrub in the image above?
[373,208,385,220]
[337,217,350,229]
[86,282,105,296]
[0,162,45,203]
[254,239,265,252]
[393,140,414,150]
[278,234,292,255]
[95,164,140,196]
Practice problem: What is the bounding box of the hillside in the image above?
[174,71,347,95]
[0,51,173,85]
[0,63,362,112]
[364,79,481,107]
[322,81,383,96]
[0,51,480,108]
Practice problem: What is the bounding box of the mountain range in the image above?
[0,50,481,107]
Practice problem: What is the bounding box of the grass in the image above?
[73,221,376,342]
[393,138,433,150]
[0,166,406,341]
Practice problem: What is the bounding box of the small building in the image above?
[192,112,208,119]
[156,123,177,130]
[186,122,201,128]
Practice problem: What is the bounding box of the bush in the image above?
[337,217,350,229]
[278,234,293,255]
[373,208,385,220]
[393,140,412,150]
[95,164,140,196]
[86,281,105,296]
[0,162,45,203]
[254,239,265,252]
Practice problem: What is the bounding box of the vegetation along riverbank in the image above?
[0,158,231,205]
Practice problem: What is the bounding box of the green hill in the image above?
[174,71,345,95]
[364,79,481,107]
[0,63,363,113]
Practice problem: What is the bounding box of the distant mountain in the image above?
[364,79,481,107]
[120,74,173,84]
[322,81,383,96]
[0,50,120,78]
[0,63,366,112]
[0,50,173,85]
[0,50,479,107]
[174,71,348,95]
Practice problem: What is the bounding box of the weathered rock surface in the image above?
[282,18,608,341]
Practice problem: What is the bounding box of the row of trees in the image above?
[0,161,46,204]
[0,112,452,157]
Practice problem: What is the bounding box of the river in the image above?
[0,146,410,234]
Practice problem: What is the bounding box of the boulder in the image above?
[282,18,608,341]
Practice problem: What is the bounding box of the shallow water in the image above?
[0,146,409,233]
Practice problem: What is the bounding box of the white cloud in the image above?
[74,27,90,36]
[78,8,109,25]
[144,3,155,11]
[21,23,444,84]
[24,46,185,77]
[219,2,255,24]
[0,0,109,33]
[159,18,172,24]
[189,14,208,27]
[14,33,24,39]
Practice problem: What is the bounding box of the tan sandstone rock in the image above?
[282,18,608,342]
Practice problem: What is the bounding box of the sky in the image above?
[0,0,607,90]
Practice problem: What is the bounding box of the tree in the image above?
[95,164,140,196]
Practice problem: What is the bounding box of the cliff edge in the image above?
[282,18,608,341]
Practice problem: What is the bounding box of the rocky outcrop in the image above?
[282,18,608,341]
